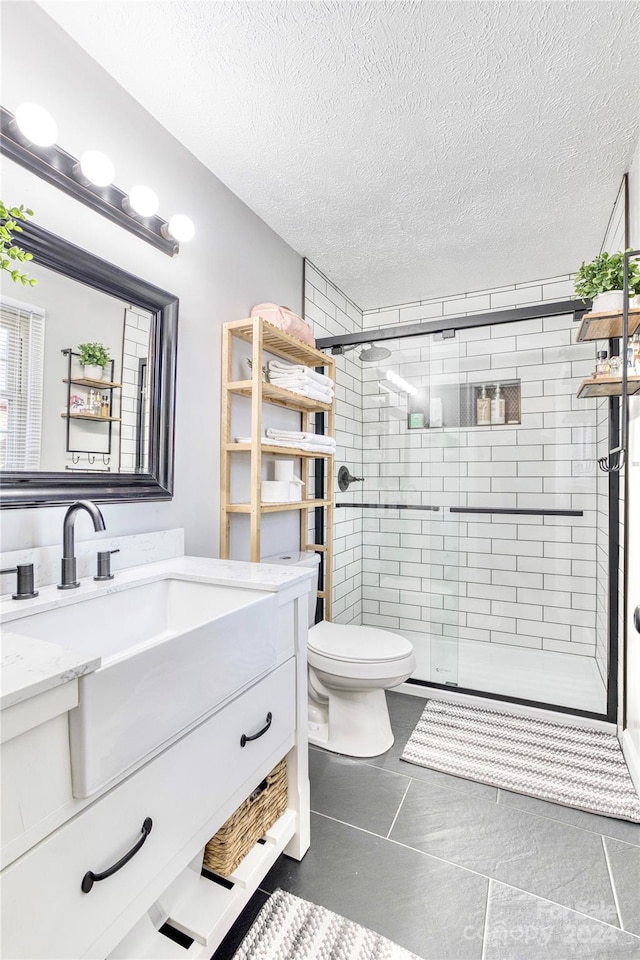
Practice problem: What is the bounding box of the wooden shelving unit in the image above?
[576,375,640,399]
[575,308,640,342]
[220,317,335,619]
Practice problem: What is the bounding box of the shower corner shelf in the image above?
[576,375,640,399]
[575,308,640,342]
[220,317,335,619]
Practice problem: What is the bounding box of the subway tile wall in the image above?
[362,275,576,329]
[304,261,363,624]
[120,307,152,472]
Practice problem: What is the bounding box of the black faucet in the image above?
[58,500,106,590]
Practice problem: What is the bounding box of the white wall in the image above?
[0,2,302,557]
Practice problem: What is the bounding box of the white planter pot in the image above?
[631,294,640,308]
[82,363,104,380]
[592,290,624,313]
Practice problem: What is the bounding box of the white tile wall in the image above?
[120,307,152,472]
[304,260,363,624]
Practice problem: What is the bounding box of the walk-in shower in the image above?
[317,300,618,721]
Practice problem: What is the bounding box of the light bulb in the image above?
[15,102,58,146]
[167,214,195,242]
[127,185,159,217]
[79,150,114,187]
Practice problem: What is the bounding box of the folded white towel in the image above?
[271,382,333,404]
[268,360,334,390]
[266,428,336,445]
[270,374,333,395]
[300,442,336,453]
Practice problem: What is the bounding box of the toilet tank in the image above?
[263,550,320,627]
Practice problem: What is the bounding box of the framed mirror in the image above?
[0,221,178,507]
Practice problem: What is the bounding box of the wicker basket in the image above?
[202,758,288,876]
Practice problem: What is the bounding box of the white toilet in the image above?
[264,551,415,757]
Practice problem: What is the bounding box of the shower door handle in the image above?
[634,605,640,634]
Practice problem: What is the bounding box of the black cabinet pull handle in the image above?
[634,605,640,635]
[81,817,152,893]
[240,712,272,748]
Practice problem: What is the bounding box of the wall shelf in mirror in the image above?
[0,221,178,507]
[63,377,123,389]
[61,413,121,423]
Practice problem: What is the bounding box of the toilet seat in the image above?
[309,621,413,664]
[308,622,415,682]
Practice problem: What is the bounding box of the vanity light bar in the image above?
[1,105,180,257]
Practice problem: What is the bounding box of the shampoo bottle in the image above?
[491,384,505,425]
[476,385,491,426]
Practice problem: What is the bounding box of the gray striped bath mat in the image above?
[232,889,421,960]
[401,699,640,823]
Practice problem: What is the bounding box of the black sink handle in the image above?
[81,817,153,893]
[240,712,272,747]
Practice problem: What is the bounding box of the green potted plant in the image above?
[0,200,37,287]
[574,251,640,312]
[77,342,111,380]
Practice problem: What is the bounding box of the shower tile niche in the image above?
[407,380,521,429]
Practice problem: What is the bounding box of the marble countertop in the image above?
[1,634,101,711]
[1,556,314,711]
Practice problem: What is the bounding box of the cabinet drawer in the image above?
[1,658,295,960]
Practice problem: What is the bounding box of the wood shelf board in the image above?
[576,375,640,398]
[226,443,335,459]
[61,412,121,422]
[63,377,122,389]
[227,317,332,368]
[227,381,332,412]
[227,498,329,514]
[575,309,640,342]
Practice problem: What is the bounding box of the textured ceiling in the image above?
[37,1,639,308]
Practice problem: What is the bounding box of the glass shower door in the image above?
[359,332,463,687]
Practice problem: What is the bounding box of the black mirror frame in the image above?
[0,221,178,508]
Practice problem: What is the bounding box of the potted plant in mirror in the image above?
[574,251,640,313]
[77,342,111,381]
[0,201,37,286]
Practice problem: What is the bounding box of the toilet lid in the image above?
[309,621,413,664]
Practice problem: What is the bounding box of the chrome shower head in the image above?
[359,342,391,362]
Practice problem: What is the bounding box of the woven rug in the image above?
[232,889,421,960]
[401,699,640,823]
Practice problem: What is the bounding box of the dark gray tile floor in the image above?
[215,692,640,960]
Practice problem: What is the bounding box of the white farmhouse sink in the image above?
[8,577,278,797]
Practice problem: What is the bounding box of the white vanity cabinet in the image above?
[0,558,312,960]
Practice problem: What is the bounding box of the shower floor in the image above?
[388,627,607,715]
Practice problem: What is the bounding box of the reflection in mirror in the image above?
[0,220,177,507]
[0,267,153,474]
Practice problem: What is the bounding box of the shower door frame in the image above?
[317,299,621,723]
